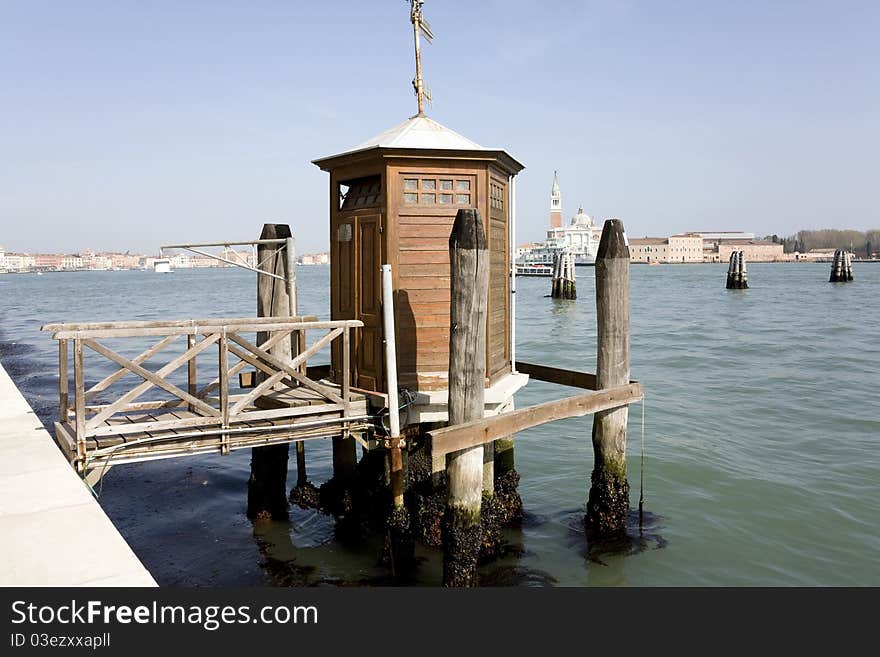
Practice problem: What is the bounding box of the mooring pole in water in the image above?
[566,252,577,298]
[727,251,749,290]
[726,251,735,288]
[248,223,293,520]
[443,208,488,587]
[586,218,631,535]
[830,249,852,283]
[726,251,748,289]
[551,251,576,299]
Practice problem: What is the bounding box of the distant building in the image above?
[520,174,604,265]
[2,253,35,272]
[630,233,703,263]
[516,242,544,259]
[702,237,784,263]
[34,254,63,271]
[62,255,83,270]
[694,231,755,241]
[297,252,329,265]
[794,248,839,262]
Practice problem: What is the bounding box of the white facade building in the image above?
[519,175,604,266]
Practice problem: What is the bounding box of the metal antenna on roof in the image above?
[409,0,434,115]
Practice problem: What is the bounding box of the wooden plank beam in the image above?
[41,315,319,333]
[515,361,598,390]
[427,382,643,457]
[50,319,361,340]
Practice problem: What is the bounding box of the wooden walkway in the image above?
[41,316,374,480]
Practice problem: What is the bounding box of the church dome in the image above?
[571,206,593,227]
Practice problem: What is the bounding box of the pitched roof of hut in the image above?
[312,114,524,173]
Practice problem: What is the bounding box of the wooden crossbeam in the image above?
[515,361,598,390]
[426,382,643,457]
[229,328,342,378]
[226,340,344,407]
[196,329,291,398]
[83,334,221,429]
[229,368,287,416]
[85,334,179,401]
[239,364,332,389]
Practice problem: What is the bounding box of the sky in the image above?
[1,0,878,254]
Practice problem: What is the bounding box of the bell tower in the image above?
[550,171,562,228]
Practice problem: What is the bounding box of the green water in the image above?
[1,262,878,586]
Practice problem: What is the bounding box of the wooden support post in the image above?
[218,331,229,455]
[443,208,488,587]
[58,338,69,423]
[738,251,748,289]
[482,441,494,494]
[295,441,307,487]
[247,223,291,521]
[494,435,515,476]
[73,339,86,464]
[187,333,197,413]
[330,300,358,486]
[586,218,631,535]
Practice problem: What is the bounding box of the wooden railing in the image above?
[41,317,363,464]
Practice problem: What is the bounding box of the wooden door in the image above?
[355,213,382,390]
[331,211,383,391]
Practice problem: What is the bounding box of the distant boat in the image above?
[36,271,44,276]
[153,259,172,273]
[515,263,553,277]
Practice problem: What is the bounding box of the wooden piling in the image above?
[443,208,488,587]
[295,442,307,487]
[550,252,561,298]
[830,249,852,283]
[586,218,631,535]
[247,223,292,521]
[551,251,577,299]
[726,250,748,289]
